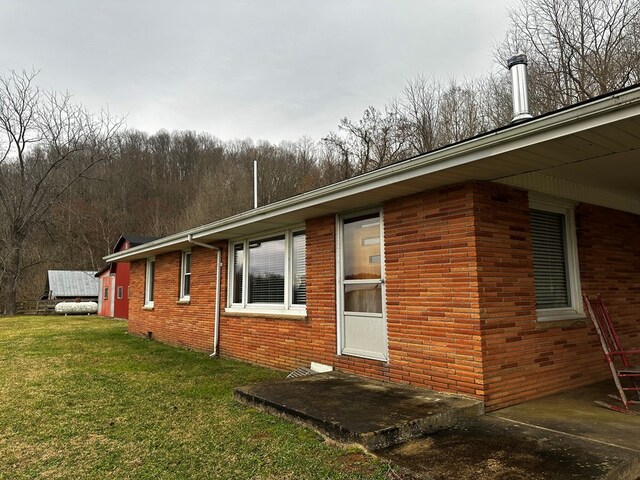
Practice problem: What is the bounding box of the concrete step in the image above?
[234,371,484,451]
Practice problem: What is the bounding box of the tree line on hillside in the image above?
[1,0,639,314]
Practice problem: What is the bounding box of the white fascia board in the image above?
[104,86,640,263]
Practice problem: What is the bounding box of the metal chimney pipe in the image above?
[253,159,258,209]
[507,53,533,123]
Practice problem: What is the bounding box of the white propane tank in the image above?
[55,301,99,315]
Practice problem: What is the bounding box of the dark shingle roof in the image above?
[114,234,160,252]
[124,234,160,247]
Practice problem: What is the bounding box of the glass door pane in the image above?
[343,213,381,280]
[344,284,382,313]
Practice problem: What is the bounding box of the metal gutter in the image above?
[104,85,640,264]
[186,234,222,357]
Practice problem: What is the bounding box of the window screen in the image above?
[292,232,306,305]
[233,243,244,303]
[531,209,570,309]
[248,235,285,304]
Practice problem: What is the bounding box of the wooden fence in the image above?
[15,299,61,316]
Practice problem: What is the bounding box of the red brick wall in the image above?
[129,186,486,394]
[218,215,336,370]
[476,183,640,410]
[128,246,219,352]
[127,180,640,411]
[218,215,392,378]
[219,186,485,395]
[383,183,484,397]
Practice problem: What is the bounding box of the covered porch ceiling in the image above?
[492,116,640,208]
[106,86,640,263]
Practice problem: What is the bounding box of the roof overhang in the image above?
[106,85,640,263]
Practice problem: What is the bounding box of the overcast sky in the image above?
[2,0,513,143]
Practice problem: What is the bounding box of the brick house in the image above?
[105,85,640,411]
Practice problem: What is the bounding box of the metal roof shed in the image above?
[45,270,99,300]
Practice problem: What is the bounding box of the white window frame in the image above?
[179,249,191,301]
[117,286,123,300]
[529,194,582,322]
[144,257,155,308]
[226,226,306,317]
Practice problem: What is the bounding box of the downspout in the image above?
[187,234,222,357]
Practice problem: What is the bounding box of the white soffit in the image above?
[497,172,640,215]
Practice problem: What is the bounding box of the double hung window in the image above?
[530,196,581,321]
[145,257,155,307]
[229,229,306,314]
[180,250,191,300]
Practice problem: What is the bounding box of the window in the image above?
[103,287,109,300]
[180,250,191,300]
[530,197,581,321]
[229,229,306,314]
[117,286,123,299]
[145,257,155,307]
[248,235,285,304]
[291,231,306,305]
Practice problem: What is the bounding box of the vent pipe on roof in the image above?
[253,160,258,209]
[507,53,533,123]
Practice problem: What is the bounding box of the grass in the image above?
[0,316,390,479]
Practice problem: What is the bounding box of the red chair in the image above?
[582,294,640,414]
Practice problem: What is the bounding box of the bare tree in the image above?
[322,106,410,177]
[497,0,640,111]
[395,75,444,154]
[0,70,121,314]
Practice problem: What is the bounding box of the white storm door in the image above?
[338,211,387,361]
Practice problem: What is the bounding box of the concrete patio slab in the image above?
[378,415,640,480]
[379,380,640,480]
[236,374,639,479]
[492,380,640,452]
[234,371,484,450]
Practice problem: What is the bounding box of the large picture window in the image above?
[229,229,306,313]
[530,197,581,321]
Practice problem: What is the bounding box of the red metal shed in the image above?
[96,235,158,319]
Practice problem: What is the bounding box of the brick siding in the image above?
[127,180,640,411]
[383,183,484,397]
[476,184,640,410]
[129,245,219,352]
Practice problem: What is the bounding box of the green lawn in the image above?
[0,316,389,479]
